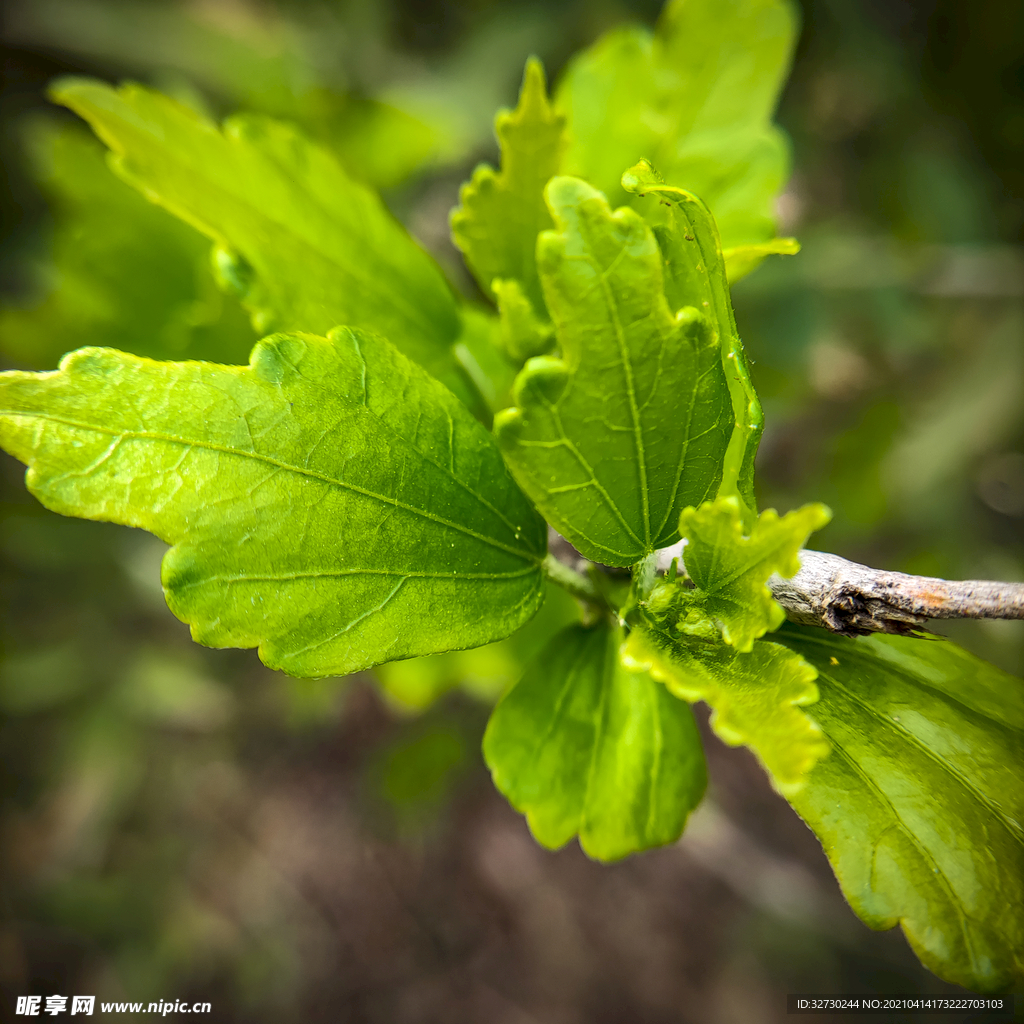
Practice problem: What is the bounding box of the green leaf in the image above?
[0,330,546,677]
[554,27,655,215]
[649,496,831,651]
[0,118,254,368]
[451,304,518,416]
[556,0,797,249]
[624,625,828,794]
[491,279,554,363]
[723,237,800,284]
[51,79,469,398]
[776,624,1024,993]
[494,177,735,566]
[451,58,566,317]
[484,619,707,861]
[376,581,579,712]
[311,93,445,191]
[621,160,764,515]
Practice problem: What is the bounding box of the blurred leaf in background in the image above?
[0,119,255,369]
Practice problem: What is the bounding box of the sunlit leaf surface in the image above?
[495,177,734,566]
[622,162,766,514]
[648,496,831,651]
[53,79,471,400]
[0,330,546,676]
[556,0,797,248]
[624,625,828,793]
[451,58,566,321]
[485,619,707,861]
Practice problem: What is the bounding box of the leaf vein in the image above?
[7,410,538,562]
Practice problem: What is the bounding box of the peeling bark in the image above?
[550,529,1024,637]
[767,549,1024,637]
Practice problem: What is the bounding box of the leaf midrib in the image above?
[174,567,539,589]
[6,410,539,564]
[591,236,651,549]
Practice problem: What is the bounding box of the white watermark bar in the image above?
[15,996,213,1016]
[787,995,1014,1015]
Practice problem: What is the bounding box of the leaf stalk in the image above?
[542,553,605,607]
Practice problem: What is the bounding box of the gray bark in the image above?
[766,549,1024,637]
[551,529,1024,637]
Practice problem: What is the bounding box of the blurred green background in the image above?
[0,0,1021,1021]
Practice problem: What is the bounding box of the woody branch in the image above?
[549,530,1024,637]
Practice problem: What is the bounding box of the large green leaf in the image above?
[776,625,1024,994]
[450,58,566,319]
[376,581,579,712]
[624,625,828,794]
[493,177,735,566]
[484,620,707,861]
[51,79,469,397]
[648,496,831,651]
[0,330,546,677]
[0,119,254,368]
[621,161,766,514]
[556,0,798,248]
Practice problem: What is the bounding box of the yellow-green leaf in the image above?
[649,496,831,652]
[0,331,546,677]
[494,177,734,566]
[556,0,798,249]
[621,161,765,516]
[778,624,1024,994]
[624,625,828,794]
[450,58,566,318]
[52,78,470,398]
[484,619,707,861]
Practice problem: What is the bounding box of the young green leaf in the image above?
[450,58,566,318]
[376,581,579,712]
[491,278,554,363]
[554,27,656,216]
[556,0,797,248]
[494,177,735,566]
[648,496,831,651]
[722,237,801,284]
[451,304,518,415]
[484,620,707,861]
[622,161,765,516]
[0,330,546,677]
[777,624,1024,994]
[0,119,254,369]
[51,79,470,399]
[624,626,828,794]
[313,92,445,191]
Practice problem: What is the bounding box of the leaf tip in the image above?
[492,405,524,443]
[520,55,548,100]
[620,158,662,195]
[543,174,605,220]
[513,354,570,407]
